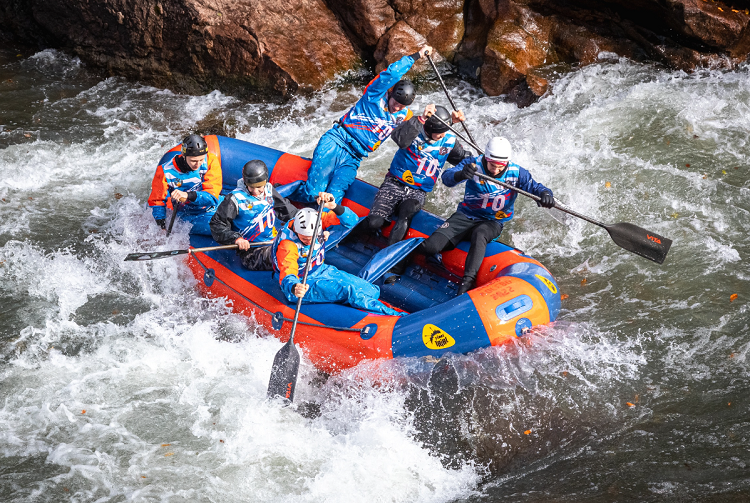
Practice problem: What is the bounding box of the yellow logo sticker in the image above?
[402,170,415,185]
[494,210,508,219]
[372,140,382,151]
[422,324,456,350]
[535,274,557,294]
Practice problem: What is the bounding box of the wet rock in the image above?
[393,0,466,59]
[5,0,360,98]
[373,21,433,75]
[326,0,396,49]
[480,4,555,97]
[192,114,237,138]
[3,0,750,104]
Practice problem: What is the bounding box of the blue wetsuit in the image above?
[272,206,404,316]
[292,54,419,203]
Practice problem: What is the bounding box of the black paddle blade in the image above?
[605,222,672,264]
[123,249,189,261]
[266,340,300,404]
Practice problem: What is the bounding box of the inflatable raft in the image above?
[156,135,561,374]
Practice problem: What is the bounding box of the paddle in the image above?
[432,115,673,264]
[267,202,326,403]
[426,53,478,148]
[124,242,273,262]
[165,201,183,237]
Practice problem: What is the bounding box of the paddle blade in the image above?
[266,340,300,404]
[123,249,188,261]
[605,222,672,264]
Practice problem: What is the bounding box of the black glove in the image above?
[537,190,555,209]
[156,219,166,230]
[456,163,477,182]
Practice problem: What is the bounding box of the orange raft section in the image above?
[169,135,561,374]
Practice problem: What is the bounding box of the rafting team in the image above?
[147,46,555,316]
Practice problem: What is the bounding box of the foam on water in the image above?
[2,48,750,501]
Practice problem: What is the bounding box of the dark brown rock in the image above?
[373,21,431,74]
[393,0,466,59]
[326,0,396,49]
[6,0,360,97]
[3,0,750,105]
[481,4,555,97]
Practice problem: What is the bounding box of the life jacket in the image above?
[271,221,327,278]
[337,55,415,157]
[458,156,521,223]
[150,152,221,216]
[388,131,456,192]
[229,181,277,242]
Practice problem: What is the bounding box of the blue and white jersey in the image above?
[442,155,552,223]
[337,55,416,157]
[149,152,221,220]
[388,131,457,192]
[228,182,278,242]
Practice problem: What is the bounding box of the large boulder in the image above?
[7,0,360,97]
[326,0,396,49]
[393,0,466,59]
[3,0,750,105]
[374,21,433,74]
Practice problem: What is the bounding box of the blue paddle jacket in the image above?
[335,54,418,158]
[442,155,552,223]
[271,206,359,300]
[387,116,466,192]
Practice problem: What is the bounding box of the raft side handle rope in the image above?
[191,252,372,336]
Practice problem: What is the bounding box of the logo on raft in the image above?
[422,324,456,350]
[535,274,557,293]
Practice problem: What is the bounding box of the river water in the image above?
[1,47,748,502]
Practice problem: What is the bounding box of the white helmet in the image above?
[293,207,318,237]
[485,137,512,163]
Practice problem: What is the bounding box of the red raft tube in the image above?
[157,135,561,375]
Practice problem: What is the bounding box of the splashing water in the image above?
[1,47,749,502]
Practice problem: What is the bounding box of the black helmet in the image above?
[424,105,451,136]
[181,134,208,157]
[242,160,269,188]
[390,79,415,106]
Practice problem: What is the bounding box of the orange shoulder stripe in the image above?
[202,152,223,198]
[148,165,168,207]
[321,210,342,229]
[276,239,300,285]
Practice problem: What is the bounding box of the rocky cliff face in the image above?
[2,0,749,104]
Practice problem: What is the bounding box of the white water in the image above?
[2,49,749,501]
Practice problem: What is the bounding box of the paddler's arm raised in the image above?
[361,46,433,99]
[391,103,435,149]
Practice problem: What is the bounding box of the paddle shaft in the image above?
[432,115,608,229]
[426,53,479,147]
[165,201,182,237]
[433,114,672,264]
[288,203,326,345]
[123,242,273,262]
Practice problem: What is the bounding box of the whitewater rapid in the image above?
[1,48,749,502]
